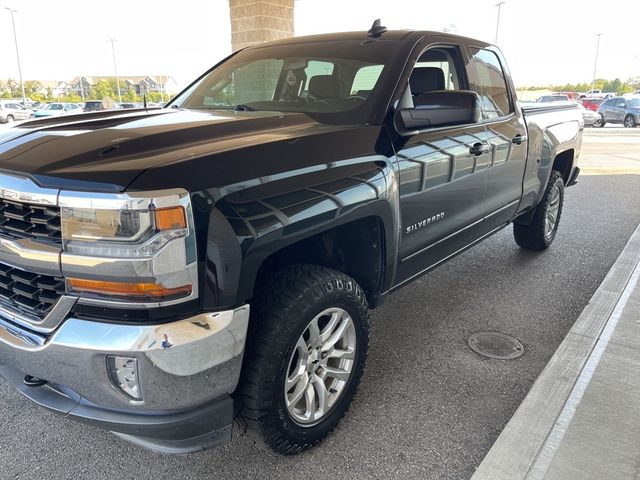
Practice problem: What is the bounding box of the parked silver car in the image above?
[0,100,34,123]
[33,103,84,118]
[595,96,640,128]
[578,103,600,127]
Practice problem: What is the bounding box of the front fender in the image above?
[195,158,400,309]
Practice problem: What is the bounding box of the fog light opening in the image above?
[107,356,142,401]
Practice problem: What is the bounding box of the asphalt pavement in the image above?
[1,131,640,480]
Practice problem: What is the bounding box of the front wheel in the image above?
[238,264,370,454]
[624,115,637,128]
[513,170,565,250]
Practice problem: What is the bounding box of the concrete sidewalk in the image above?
[472,221,640,480]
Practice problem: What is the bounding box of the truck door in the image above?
[467,47,528,229]
[394,45,493,285]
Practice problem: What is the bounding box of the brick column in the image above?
[229,0,294,52]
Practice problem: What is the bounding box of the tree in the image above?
[7,79,18,97]
[61,93,82,103]
[24,80,42,97]
[93,80,115,100]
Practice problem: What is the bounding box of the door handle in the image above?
[512,134,527,145]
[469,142,490,156]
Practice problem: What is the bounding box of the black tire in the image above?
[238,264,370,455]
[6,115,14,123]
[624,115,636,128]
[593,114,604,128]
[513,170,565,250]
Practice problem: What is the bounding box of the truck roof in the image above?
[249,30,492,50]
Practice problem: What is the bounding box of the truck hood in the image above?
[0,108,336,192]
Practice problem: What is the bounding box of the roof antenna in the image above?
[367,19,387,38]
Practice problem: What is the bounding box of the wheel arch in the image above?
[246,213,391,308]
[552,148,575,185]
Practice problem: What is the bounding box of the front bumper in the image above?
[0,305,250,452]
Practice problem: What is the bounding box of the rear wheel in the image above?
[238,264,370,455]
[513,170,565,250]
[6,115,14,123]
[593,114,604,128]
[624,115,637,128]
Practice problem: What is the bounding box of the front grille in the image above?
[0,199,62,244]
[0,262,65,318]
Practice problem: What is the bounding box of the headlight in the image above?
[62,205,187,257]
[59,189,198,306]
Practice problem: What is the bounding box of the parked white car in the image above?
[0,100,34,123]
[33,103,83,118]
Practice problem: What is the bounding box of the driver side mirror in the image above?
[398,90,481,131]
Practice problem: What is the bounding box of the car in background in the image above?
[595,96,640,128]
[83,100,106,112]
[580,97,603,112]
[34,103,84,118]
[579,89,613,99]
[578,103,600,127]
[0,100,34,123]
[537,94,570,102]
[119,102,143,109]
[558,91,578,100]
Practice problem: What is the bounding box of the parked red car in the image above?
[580,98,603,112]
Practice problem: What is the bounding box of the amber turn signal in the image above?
[68,278,192,301]
[154,206,187,231]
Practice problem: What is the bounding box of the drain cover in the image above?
[468,332,524,359]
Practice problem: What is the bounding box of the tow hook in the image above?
[23,375,48,387]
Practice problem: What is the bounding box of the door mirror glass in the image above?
[398,91,481,131]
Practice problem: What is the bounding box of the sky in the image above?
[0,0,638,92]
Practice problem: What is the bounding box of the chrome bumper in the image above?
[0,305,250,410]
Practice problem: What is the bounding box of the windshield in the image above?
[629,98,640,107]
[46,104,64,110]
[172,40,397,124]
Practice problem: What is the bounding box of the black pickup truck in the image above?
[0,26,582,455]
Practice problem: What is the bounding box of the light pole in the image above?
[591,33,603,93]
[494,2,506,44]
[5,7,27,106]
[109,38,123,104]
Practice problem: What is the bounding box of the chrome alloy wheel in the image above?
[284,307,357,426]
[545,184,561,238]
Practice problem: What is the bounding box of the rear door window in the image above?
[470,48,513,119]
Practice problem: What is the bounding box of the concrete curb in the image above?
[583,128,640,136]
[471,220,640,480]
